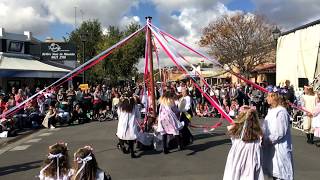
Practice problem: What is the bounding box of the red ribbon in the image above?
[149,25,233,124]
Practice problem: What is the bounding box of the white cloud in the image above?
[0,0,54,35]
[141,0,239,72]
[0,0,140,35]
[119,16,141,30]
[252,0,320,30]
[44,0,140,26]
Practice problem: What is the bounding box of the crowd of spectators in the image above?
[0,83,135,136]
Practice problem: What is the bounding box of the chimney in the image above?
[0,28,4,37]
[24,31,32,40]
[45,37,54,42]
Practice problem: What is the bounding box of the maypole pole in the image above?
[146,16,157,119]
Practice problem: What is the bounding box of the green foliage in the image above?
[96,23,145,84]
[65,20,145,84]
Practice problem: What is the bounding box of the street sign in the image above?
[41,42,77,61]
[79,84,89,91]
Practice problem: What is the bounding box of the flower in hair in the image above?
[84,145,93,151]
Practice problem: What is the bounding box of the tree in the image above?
[96,23,145,84]
[65,20,144,85]
[65,19,103,64]
[199,13,275,77]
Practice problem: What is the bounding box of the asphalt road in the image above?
[0,118,319,180]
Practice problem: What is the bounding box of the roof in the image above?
[251,63,276,73]
[0,55,70,72]
[281,19,320,36]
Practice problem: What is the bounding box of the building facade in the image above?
[0,28,74,92]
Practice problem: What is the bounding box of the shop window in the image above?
[8,41,23,53]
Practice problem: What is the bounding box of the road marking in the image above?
[26,138,42,143]
[39,133,52,137]
[9,145,31,151]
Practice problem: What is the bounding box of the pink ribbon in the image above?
[148,23,233,124]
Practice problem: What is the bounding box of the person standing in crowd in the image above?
[11,86,17,96]
[72,145,111,180]
[229,84,238,102]
[15,89,26,106]
[24,86,32,98]
[157,91,183,154]
[309,91,320,147]
[283,80,295,103]
[223,106,264,180]
[39,142,71,180]
[301,86,316,144]
[101,85,109,111]
[263,92,293,180]
[93,86,102,120]
[116,95,139,158]
[178,88,194,147]
[250,88,263,114]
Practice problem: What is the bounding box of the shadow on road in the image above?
[186,138,231,156]
[193,132,225,141]
[0,160,42,176]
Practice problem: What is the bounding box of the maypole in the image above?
[146,16,157,119]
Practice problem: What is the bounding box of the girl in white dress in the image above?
[71,146,111,180]
[39,142,72,180]
[263,92,293,180]
[301,86,316,144]
[223,106,264,180]
[116,96,139,158]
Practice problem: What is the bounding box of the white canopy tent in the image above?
[276,22,320,90]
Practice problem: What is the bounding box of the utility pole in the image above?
[74,6,77,29]
[146,16,156,118]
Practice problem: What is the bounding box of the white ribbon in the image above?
[74,154,93,178]
[39,153,64,180]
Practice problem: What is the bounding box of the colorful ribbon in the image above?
[1,25,146,119]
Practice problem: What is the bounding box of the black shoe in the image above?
[310,134,314,144]
[307,134,311,143]
[163,150,169,154]
[131,153,138,158]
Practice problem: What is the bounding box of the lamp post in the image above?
[272,26,281,42]
[80,33,88,83]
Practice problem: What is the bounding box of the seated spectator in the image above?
[0,93,6,114]
[196,103,205,117]
[72,145,111,180]
[228,100,239,119]
[71,104,86,124]
[203,102,212,117]
[4,94,15,113]
[112,93,120,112]
[222,98,230,114]
[42,104,57,129]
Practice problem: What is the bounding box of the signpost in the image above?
[41,42,77,61]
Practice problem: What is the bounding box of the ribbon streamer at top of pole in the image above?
[1,25,146,118]
[148,23,233,124]
[149,23,313,114]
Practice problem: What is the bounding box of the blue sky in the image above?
[46,0,256,41]
[0,0,319,43]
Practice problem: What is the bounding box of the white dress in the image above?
[116,106,139,140]
[116,106,140,140]
[223,138,264,180]
[39,170,73,180]
[263,106,293,180]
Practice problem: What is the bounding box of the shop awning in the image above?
[0,55,70,78]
